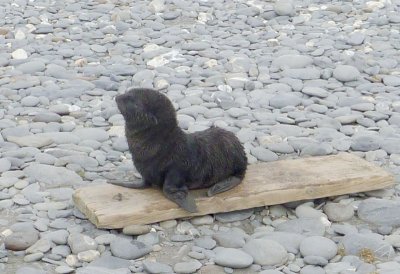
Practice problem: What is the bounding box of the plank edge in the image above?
[92,174,394,229]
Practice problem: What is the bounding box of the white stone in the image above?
[12,49,28,59]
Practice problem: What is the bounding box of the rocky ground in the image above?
[0,0,400,273]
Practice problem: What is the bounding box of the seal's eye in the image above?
[126,98,145,113]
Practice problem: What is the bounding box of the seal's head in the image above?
[116,88,177,131]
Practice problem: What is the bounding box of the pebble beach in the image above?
[1,0,400,273]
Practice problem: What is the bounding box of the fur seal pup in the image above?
[112,88,247,212]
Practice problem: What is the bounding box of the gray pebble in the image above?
[300,265,325,274]
[303,255,328,266]
[340,233,395,260]
[350,135,381,152]
[251,231,305,254]
[137,232,159,246]
[122,224,151,236]
[89,254,130,269]
[213,231,246,248]
[214,247,253,268]
[173,260,202,274]
[24,252,44,262]
[171,235,194,242]
[251,147,279,162]
[282,68,321,80]
[143,260,173,274]
[299,236,337,260]
[67,233,97,254]
[73,128,109,142]
[24,164,83,187]
[194,237,216,250]
[274,0,295,16]
[301,87,329,98]
[0,159,11,173]
[276,218,326,236]
[110,238,152,260]
[215,209,254,223]
[26,238,52,254]
[243,238,288,266]
[16,267,46,274]
[323,202,354,222]
[5,230,39,251]
[333,65,360,82]
[272,55,312,69]
[358,198,400,226]
[16,60,46,74]
[383,75,400,87]
[21,96,40,107]
[270,94,302,108]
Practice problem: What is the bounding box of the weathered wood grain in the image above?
[73,153,394,229]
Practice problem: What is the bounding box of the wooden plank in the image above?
[73,153,394,229]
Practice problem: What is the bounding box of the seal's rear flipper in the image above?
[164,190,198,213]
[163,170,198,213]
[108,180,150,189]
[207,176,242,197]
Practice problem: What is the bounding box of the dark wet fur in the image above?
[113,88,247,212]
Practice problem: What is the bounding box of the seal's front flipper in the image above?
[207,176,242,197]
[108,179,150,189]
[163,169,198,213]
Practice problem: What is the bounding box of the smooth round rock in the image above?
[323,203,354,222]
[67,233,97,254]
[243,239,288,266]
[24,252,44,262]
[300,265,325,274]
[16,267,46,274]
[173,260,202,274]
[0,158,11,173]
[143,261,173,274]
[110,238,152,260]
[213,231,246,248]
[17,60,46,74]
[122,224,151,236]
[215,209,253,223]
[340,233,395,260]
[21,96,40,107]
[5,230,39,251]
[73,128,109,142]
[300,236,338,260]
[55,266,75,274]
[194,237,216,250]
[272,55,312,69]
[190,215,214,225]
[358,198,400,226]
[274,0,295,16]
[251,231,305,254]
[26,239,52,254]
[303,255,328,266]
[260,270,284,274]
[214,248,253,268]
[276,218,326,236]
[351,135,381,152]
[333,65,360,82]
